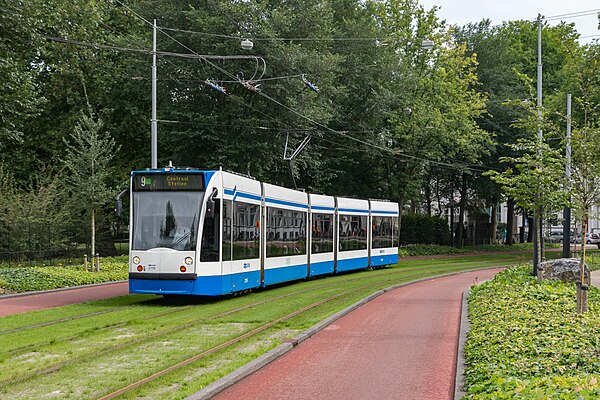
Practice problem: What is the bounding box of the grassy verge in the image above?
[0,244,560,294]
[398,243,561,257]
[0,253,530,399]
[464,265,600,398]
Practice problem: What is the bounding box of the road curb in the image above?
[184,342,294,400]
[0,280,128,300]
[454,287,471,400]
[185,266,505,400]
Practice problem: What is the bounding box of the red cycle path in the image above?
[214,268,503,400]
[0,282,129,317]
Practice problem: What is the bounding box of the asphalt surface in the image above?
[212,268,503,400]
[0,281,129,317]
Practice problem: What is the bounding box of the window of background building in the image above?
[231,202,260,260]
[339,214,367,251]
[266,207,307,257]
[311,213,334,254]
[372,216,393,249]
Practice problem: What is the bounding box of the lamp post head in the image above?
[421,39,434,50]
[241,38,254,50]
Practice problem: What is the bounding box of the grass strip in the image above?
[0,253,534,399]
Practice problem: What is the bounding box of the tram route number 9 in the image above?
[134,174,204,191]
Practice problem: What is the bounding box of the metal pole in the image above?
[563,94,572,257]
[533,14,543,275]
[151,19,158,169]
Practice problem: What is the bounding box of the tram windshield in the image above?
[132,191,204,251]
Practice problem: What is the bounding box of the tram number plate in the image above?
[148,264,157,271]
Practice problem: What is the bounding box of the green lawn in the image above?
[0,253,531,399]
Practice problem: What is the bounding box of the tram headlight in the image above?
[133,256,140,264]
[184,257,193,265]
[180,265,187,273]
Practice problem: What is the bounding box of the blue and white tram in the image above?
[128,166,399,296]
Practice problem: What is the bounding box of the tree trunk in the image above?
[91,208,96,270]
[398,191,404,244]
[490,203,498,244]
[456,174,467,248]
[435,177,443,217]
[424,175,432,216]
[520,208,526,243]
[579,216,589,314]
[450,201,455,247]
[527,216,534,242]
[506,198,514,245]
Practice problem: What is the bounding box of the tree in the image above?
[0,0,48,151]
[62,113,119,261]
[369,0,490,229]
[560,41,600,313]
[486,96,568,263]
[454,19,580,246]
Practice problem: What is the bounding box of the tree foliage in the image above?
[2,0,600,253]
[62,113,119,257]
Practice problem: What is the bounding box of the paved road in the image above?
[0,282,129,317]
[213,268,503,400]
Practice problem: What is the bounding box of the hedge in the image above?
[400,214,450,245]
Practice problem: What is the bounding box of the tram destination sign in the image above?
[133,173,204,191]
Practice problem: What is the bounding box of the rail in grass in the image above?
[126,166,399,296]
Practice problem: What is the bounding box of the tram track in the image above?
[0,260,516,399]
[97,279,394,400]
[0,261,493,361]
[0,273,382,386]
[0,305,196,357]
[0,274,360,358]
[0,306,134,335]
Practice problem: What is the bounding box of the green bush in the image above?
[400,214,450,245]
[0,256,128,293]
[465,265,600,398]
[398,244,470,257]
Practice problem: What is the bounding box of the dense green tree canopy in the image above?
[1,0,598,252]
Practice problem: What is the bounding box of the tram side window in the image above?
[222,200,232,261]
[311,213,333,254]
[372,216,393,249]
[339,214,367,251]
[200,200,221,262]
[392,217,399,247]
[266,207,307,257]
[232,201,260,260]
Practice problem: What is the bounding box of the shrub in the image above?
[0,256,127,293]
[398,244,470,257]
[465,265,600,398]
[400,214,450,245]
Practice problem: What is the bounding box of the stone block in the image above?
[540,258,590,284]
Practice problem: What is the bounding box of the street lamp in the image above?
[421,39,434,50]
[241,39,254,50]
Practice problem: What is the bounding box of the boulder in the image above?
[540,258,590,284]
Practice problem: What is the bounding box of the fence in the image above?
[0,221,127,264]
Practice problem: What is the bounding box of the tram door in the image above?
[221,198,233,292]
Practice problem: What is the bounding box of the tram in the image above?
[126,165,399,296]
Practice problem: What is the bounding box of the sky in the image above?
[418,0,600,42]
